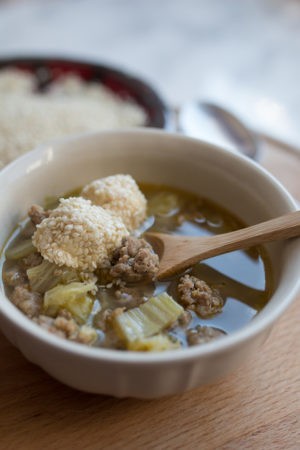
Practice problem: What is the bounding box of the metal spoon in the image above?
[178,101,259,159]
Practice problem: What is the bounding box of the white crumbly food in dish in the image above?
[82,174,147,231]
[32,197,129,271]
[0,69,35,93]
[0,69,146,168]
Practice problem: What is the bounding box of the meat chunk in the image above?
[34,315,66,338]
[178,274,224,317]
[28,204,50,225]
[20,220,36,239]
[115,284,154,308]
[110,237,159,283]
[178,310,192,327]
[93,308,113,331]
[34,310,97,345]
[2,266,27,287]
[21,252,43,270]
[187,325,226,346]
[76,325,99,345]
[115,287,144,308]
[11,285,42,318]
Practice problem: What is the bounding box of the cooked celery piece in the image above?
[44,282,95,323]
[27,260,80,293]
[113,293,183,342]
[128,334,180,351]
[5,239,36,260]
[147,192,180,217]
[27,260,57,293]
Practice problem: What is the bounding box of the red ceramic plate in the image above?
[0,56,170,129]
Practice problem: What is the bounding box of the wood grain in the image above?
[0,140,299,450]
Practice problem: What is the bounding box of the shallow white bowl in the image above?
[0,130,299,399]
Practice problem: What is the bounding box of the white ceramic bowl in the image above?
[0,130,299,399]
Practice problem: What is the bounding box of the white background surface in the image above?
[0,0,300,147]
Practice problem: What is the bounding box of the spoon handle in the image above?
[209,209,300,249]
[192,210,300,258]
[156,210,300,279]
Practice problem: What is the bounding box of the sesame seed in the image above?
[81,174,146,231]
[33,196,129,271]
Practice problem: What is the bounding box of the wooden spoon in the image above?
[145,210,300,280]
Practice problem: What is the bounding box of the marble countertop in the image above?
[0,0,300,148]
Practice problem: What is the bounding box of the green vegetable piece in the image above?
[128,334,180,351]
[5,239,36,260]
[147,192,180,217]
[44,282,95,324]
[27,260,80,293]
[113,292,183,343]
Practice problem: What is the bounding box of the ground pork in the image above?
[34,309,97,344]
[11,285,42,318]
[94,307,125,332]
[178,310,192,327]
[93,308,113,331]
[115,285,150,308]
[186,325,226,346]
[28,204,50,225]
[110,236,159,283]
[2,266,27,287]
[178,274,224,317]
[21,252,43,270]
[20,221,36,239]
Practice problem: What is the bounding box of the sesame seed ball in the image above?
[32,197,129,271]
[81,174,147,231]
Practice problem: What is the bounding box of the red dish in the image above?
[0,56,170,129]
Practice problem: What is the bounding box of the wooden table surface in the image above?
[0,140,299,450]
